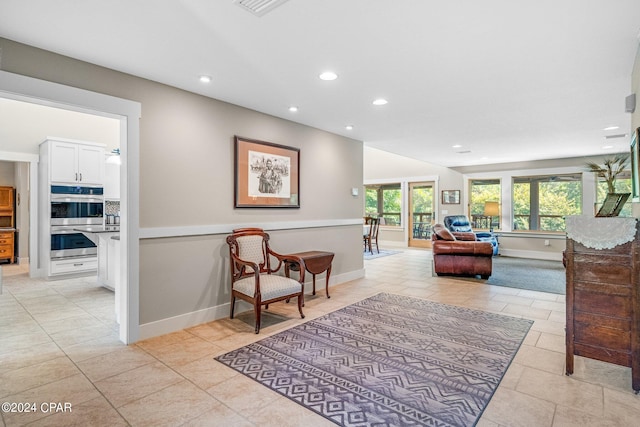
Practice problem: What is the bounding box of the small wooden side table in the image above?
[285,251,335,298]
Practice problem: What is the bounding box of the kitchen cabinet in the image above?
[104,161,120,200]
[44,139,105,185]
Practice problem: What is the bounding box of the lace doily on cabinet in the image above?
[565,215,637,249]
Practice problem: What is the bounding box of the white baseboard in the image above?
[138,268,366,341]
[498,248,563,261]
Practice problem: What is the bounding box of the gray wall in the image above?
[0,38,364,326]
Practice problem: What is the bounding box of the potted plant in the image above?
[585,154,629,193]
[585,154,630,216]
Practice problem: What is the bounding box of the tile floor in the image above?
[1,250,639,426]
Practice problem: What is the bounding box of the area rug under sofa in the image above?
[215,293,533,426]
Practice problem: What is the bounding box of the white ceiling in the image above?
[1,0,639,168]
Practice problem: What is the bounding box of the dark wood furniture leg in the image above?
[285,251,335,299]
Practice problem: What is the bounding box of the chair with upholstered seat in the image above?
[226,229,305,333]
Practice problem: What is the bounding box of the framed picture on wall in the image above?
[441,190,460,204]
[631,127,640,203]
[234,136,300,208]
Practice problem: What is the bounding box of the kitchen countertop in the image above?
[73,226,120,233]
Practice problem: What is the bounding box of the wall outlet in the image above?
[441,209,448,214]
[544,239,550,246]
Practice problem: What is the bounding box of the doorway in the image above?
[408,182,435,248]
[0,70,141,344]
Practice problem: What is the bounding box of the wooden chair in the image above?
[363,216,380,254]
[226,229,305,333]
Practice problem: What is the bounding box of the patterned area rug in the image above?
[215,293,533,426]
[363,249,402,260]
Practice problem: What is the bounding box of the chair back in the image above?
[226,230,272,278]
[370,217,380,239]
[443,215,473,233]
[364,216,375,225]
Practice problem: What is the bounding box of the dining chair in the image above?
[363,216,380,254]
[226,229,305,333]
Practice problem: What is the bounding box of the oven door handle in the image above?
[51,196,104,203]
[51,227,85,234]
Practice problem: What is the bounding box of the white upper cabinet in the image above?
[46,139,105,186]
[104,160,120,200]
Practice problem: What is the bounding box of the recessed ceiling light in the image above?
[603,126,619,131]
[372,98,388,106]
[452,144,462,148]
[319,71,338,81]
[345,125,354,130]
[199,75,212,83]
[602,145,614,149]
[288,106,298,112]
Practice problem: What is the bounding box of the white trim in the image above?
[0,70,141,345]
[138,268,365,340]
[0,151,39,162]
[364,175,439,185]
[139,218,363,239]
[498,249,564,262]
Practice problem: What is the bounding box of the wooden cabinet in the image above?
[45,139,105,185]
[0,230,14,263]
[565,222,640,392]
[0,186,14,212]
[0,186,15,263]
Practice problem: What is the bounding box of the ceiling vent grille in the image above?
[233,0,289,17]
[605,134,627,139]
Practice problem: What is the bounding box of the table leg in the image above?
[325,264,332,298]
[312,274,316,295]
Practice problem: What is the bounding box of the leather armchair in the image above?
[443,215,499,256]
[431,224,493,279]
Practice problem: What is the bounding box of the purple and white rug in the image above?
[215,293,533,426]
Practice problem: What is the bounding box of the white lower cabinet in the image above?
[50,257,98,275]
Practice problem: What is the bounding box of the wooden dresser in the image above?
[0,186,15,264]
[565,216,639,393]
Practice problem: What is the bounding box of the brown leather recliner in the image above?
[431,223,493,279]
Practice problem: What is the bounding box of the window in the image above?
[513,174,581,232]
[469,179,501,230]
[365,183,402,226]
[596,171,632,216]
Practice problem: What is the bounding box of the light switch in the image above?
[351,188,359,196]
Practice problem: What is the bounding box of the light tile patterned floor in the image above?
[1,250,638,426]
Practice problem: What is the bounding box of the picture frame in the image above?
[441,190,460,204]
[234,136,300,208]
[596,192,630,217]
[631,127,640,203]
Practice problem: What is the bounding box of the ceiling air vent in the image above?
[456,150,472,154]
[605,134,627,139]
[233,0,290,17]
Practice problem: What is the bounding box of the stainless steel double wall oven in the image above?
[50,185,103,260]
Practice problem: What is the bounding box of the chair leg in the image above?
[298,295,305,319]
[229,295,236,319]
[254,303,261,334]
